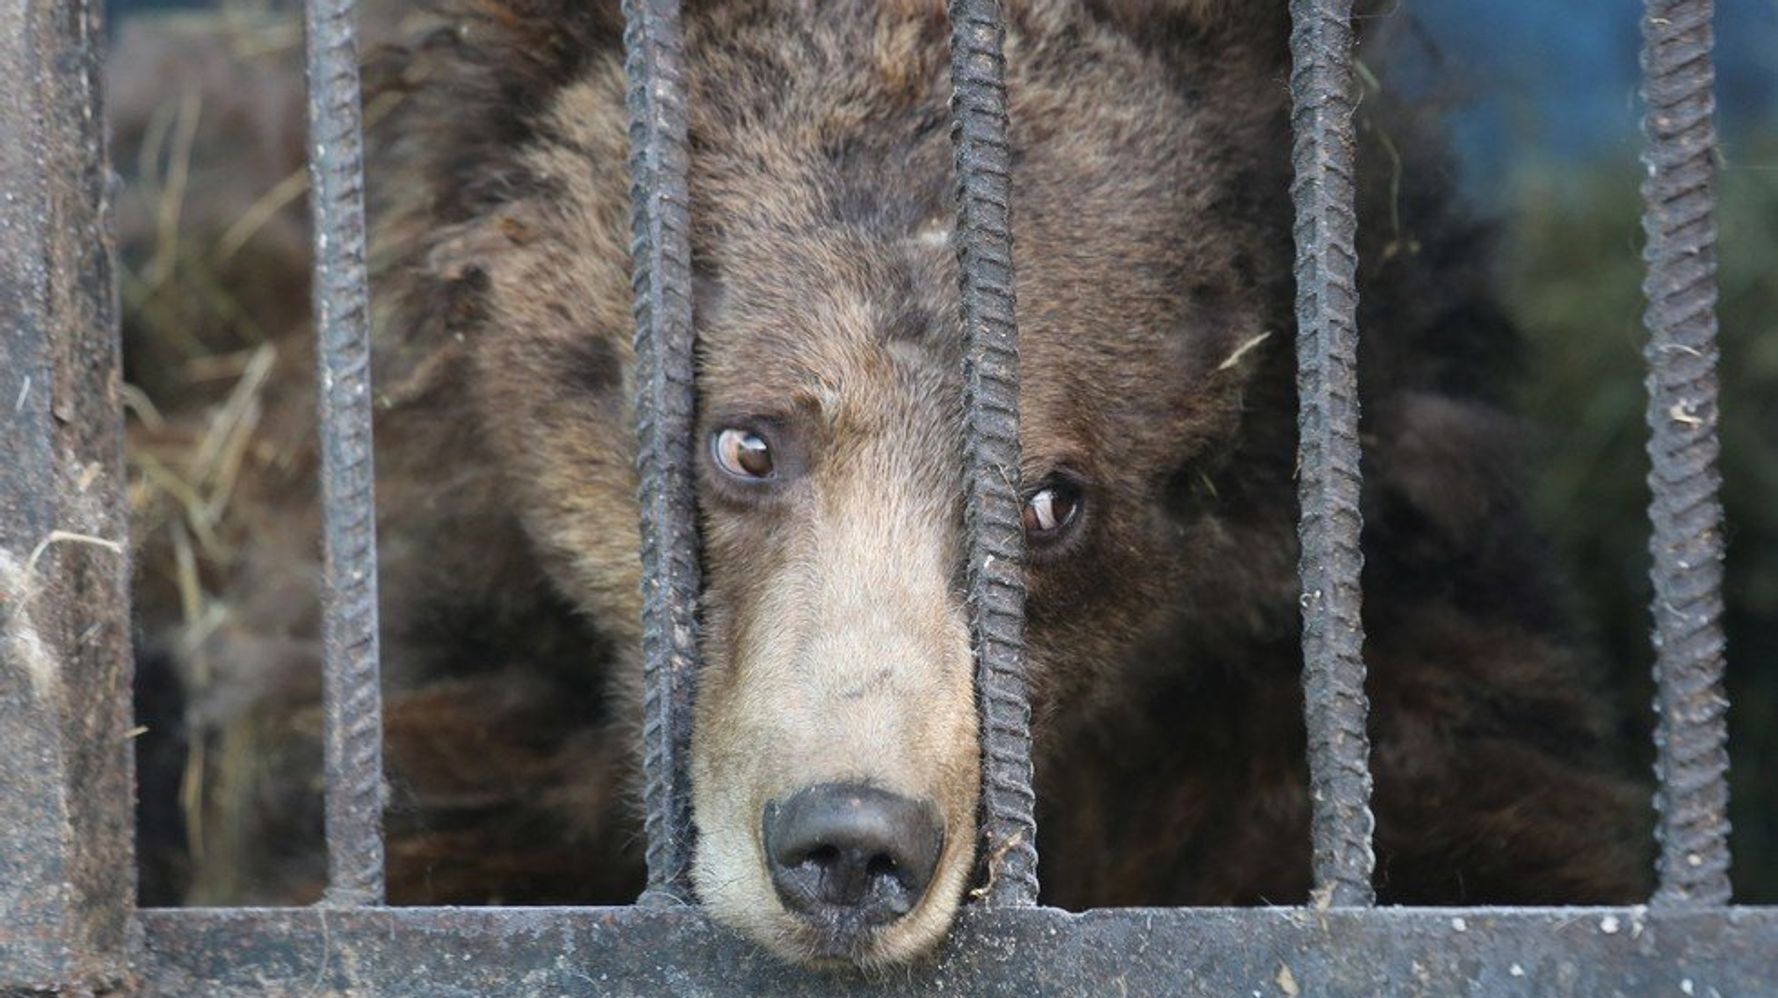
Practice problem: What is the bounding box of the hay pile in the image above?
[115,2,424,905]
[115,3,325,906]
[117,0,646,909]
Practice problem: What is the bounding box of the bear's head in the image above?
[380,0,1302,967]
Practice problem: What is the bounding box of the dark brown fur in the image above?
[124,0,1650,936]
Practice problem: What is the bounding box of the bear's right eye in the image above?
[713,427,775,480]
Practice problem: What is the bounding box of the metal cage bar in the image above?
[133,905,1778,995]
[0,1,133,990]
[622,0,703,903]
[946,0,1039,907]
[1640,0,1733,907]
[304,0,387,906]
[1287,0,1377,907]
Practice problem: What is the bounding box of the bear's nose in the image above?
[762,783,943,930]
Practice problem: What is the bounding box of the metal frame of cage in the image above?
[2,0,1774,993]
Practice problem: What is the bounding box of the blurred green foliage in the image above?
[1502,138,1778,900]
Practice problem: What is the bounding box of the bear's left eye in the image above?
[1022,479,1083,542]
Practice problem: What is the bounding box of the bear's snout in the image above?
[762,783,944,947]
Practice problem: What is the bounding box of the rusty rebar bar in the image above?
[622,0,702,904]
[946,0,1038,907]
[303,0,385,906]
[1640,0,1732,908]
[1287,0,1376,908]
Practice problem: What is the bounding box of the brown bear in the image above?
[122,0,1651,969]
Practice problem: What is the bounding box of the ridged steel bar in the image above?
[303,0,386,906]
[945,0,1038,907]
[1640,0,1732,908]
[1287,0,1376,907]
[622,0,702,904]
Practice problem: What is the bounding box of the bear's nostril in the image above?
[762,783,944,931]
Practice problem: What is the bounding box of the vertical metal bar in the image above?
[1287,0,1376,907]
[622,0,702,904]
[1640,0,1732,908]
[946,0,1038,907]
[0,0,133,990]
[304,0,386,906]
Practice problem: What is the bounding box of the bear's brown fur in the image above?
[122,0,1652,965]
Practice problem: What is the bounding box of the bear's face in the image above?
[422,0,1287,968]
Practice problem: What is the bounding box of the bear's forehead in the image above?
[518,0,1252,457]
[688,220,960,443]
[671,52,1215,391]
